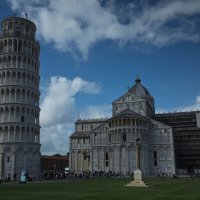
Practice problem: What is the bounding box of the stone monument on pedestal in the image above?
[125,138,147,187]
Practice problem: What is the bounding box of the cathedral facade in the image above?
[69,77,176,176]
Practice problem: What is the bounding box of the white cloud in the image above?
[156,95,200,113]
[40,76,100,126]
[40,124,73,155]
[40,76,101,154]
[80,104,111,119]
[6,0,200,59]
[178,95,200,112]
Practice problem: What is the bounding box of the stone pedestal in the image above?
[125,141,148,187]
[125,169,147,187]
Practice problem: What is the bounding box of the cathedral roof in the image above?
[110,109,147,120]
[75,118,107,124]
[70,132,90,138]
[112,76,153,105]
[128,76,151,97]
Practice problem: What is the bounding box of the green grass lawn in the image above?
[0,178,200,200]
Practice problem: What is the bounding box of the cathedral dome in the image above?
[128,76,151,97]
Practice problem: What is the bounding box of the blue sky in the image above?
[1,0,200,155]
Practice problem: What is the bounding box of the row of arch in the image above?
[90,144,171,153]
[0,55,39,73]
[1,145,40,154]
[108,127,147,134]
[108,130,147,144]
[0,106,39,124]
[71,138,91,149]
[0,125,40,143]
[0,38,39,59]
[108,118,148,128]
[2,19,35,40]
[0,70,39,88]
[0,87,39,106]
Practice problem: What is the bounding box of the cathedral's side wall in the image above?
[196,112,200,128]
[149,119,175,176]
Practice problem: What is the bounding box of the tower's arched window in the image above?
[8,22,12,30]
[15,25,22,36]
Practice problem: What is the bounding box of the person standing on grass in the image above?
[8,174,11,182]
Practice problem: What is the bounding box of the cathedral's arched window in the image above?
[123,132,126,142]
[153,151,157,166]
[21,115,24,122]
[105,152,109,167]
[90,124,93,130]
[153,151,157,159]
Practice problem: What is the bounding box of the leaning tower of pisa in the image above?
[0,16,40,180]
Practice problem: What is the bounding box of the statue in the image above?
[125,138,147,187]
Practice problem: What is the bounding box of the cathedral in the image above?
[69,76,200,176]
[69,77,182,176]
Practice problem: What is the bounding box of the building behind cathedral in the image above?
[69,77,200,176]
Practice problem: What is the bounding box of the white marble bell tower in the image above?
[0,16,41,180]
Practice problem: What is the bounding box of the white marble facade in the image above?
[0,17,41,180]
[69,77,175,176]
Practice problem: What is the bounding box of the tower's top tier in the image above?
[1,16,36,40]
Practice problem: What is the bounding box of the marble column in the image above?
[0,152,4,179]
[12,150,16,180]
[136,144,141,170]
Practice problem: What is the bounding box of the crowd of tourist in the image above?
[1,170,198,184]
[42,170,133,180]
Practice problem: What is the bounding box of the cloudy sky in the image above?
[1,0,200,155]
